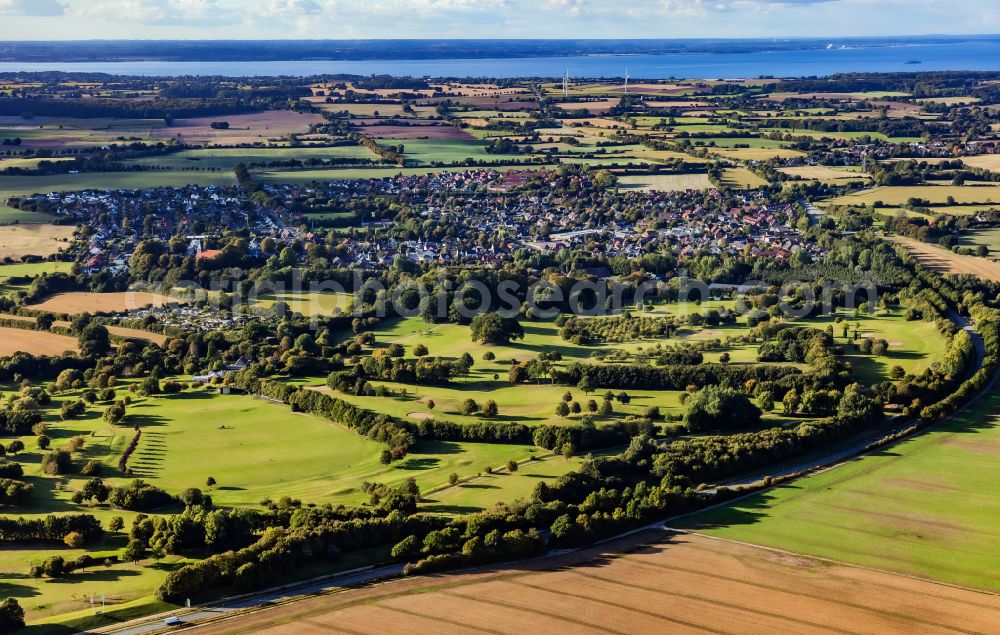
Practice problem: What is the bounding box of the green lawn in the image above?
[678,382,1000,592]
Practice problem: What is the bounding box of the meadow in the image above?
[679,382,1000,592]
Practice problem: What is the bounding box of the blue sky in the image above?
[0,0,996,39]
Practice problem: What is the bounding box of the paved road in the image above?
[102,564,404,635]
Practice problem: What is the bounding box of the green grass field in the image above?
[0,172,236,202]
[123,146,377,171]
[0,204,55,224]
[393,139,497,165]
[0,261,73,295]
[678,382,1000,592]
[959,227,1000,255]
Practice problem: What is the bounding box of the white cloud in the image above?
[0,0,65,16]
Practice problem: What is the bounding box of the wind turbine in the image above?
[624,67,629,94]
[563,69,569,98]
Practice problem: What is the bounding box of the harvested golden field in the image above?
[150,111,324,145]
[779,165,872,183]
[711,147,807,161]
[0,313,164,344]
[618,173,713,192]
[892,236,1000,281]
[193,532,1000,635]
[827,184,1000,206]
[0,224,74,259]
[26,291,177,315]
[0,326,77,355]
[721,167,768,188]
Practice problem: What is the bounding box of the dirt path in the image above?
[891,236,1000,282]
[188,532,1000,635]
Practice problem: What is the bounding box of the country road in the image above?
[97,565,405,635]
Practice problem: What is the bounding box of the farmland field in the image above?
[0,325,78,355]
[395,139,497,165]
[26,291,178,314]
[680,382,1000,592]
[891,236,1000,281]
[148,111,325,145]
[0,223,75,259]
[617,173,712,191]
[826,184,1000,206]
[254,164,555,184]
[0,204,54,224]
[709,147,806,161]
[778,165,872,184]
[0,171,236,202]
[720,167,767,188]
[189,532,1000,635]
[123,145,377,170]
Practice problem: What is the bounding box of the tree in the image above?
[81,477,109,504]
[36,434,50,450]
[414,343,429,357]
[379,449,393,465]
[506,460,519,473]
[206,476,216,489]
[103,401,126,425]
[448,472,459,486]
[684,386,761,432]
[6,440,22,455]
[0,598,24,633]
[577,375,593,395]
[78,324,112,358]
[108,516,125,532]
[470,312,524,345]
[180,487,204,507]
[391,535,420,561]
[461,399,479,415]
[64,531,85,548]
[481,400,499,418]
[599,399,614,416]
[427,399,435,411]
[782,388,801,415]
[556,401,570,417]
[122,539,146,564]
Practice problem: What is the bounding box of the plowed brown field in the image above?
[892,236,1000,282]
[190,532,1000,635]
